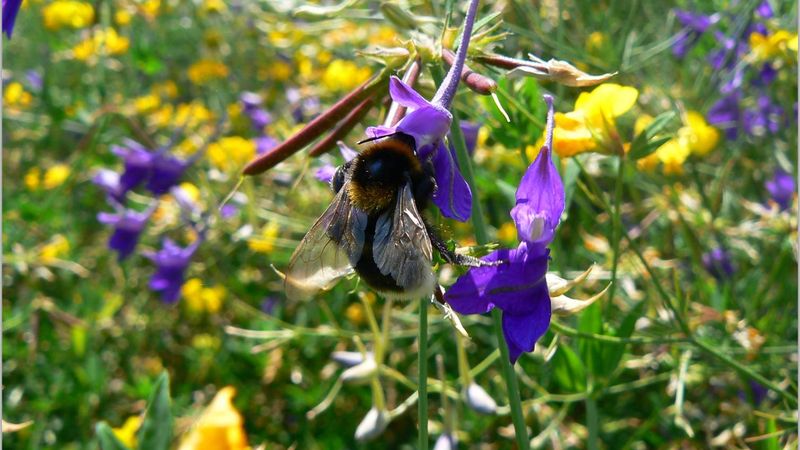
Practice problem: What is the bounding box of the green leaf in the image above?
[599,301,645,377]
[136,372,173,450]
[551,344,587,393]
[578,302,603,375]
[96,422,131,450]
[629,111,677,160]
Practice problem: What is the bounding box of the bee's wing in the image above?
[373,181,433,290]
[285,188,368,301]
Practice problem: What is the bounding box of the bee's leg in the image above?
[331,161,353,193]
[425,222,494,268]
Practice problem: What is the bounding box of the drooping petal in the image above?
[364,125,397,139]
[502,302,551,362]
[430,143,472,222]
[337,141,358,161]
[388,76,430,110]
[315,163,337,184]
[2,0,23,38]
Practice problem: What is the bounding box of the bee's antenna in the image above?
[356,133,402,146]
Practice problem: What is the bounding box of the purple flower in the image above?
[220,203,238,219]
[756,63,778,85]
[756,1,773,18]
[247,108,272,130]
[701,247,735,280]
[765,168,795,210]
[314,142,358,184]
[366,77,471,222]
[671,10,719,58]
[239,91,262,109]
[97,208,153,260]
[445,95,564,363]
[145,239,199,303]
[2,0,22,38]
[743,94,783,137]
[314,164,337,184]
[447,242,552,363]
[92,169,126,204]
[460,121,480,155]
[146,153,188,195]
[112,140,154,193]
[255,135,278,154]
[511,96,563,251]
[260,296,277,315]
[707,92,741,140]
[25,70,43,90]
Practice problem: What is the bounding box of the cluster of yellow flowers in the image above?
[321,60,372,93]
[148,101,214,130]
[24,165,71,191]
[536,83,720,175]
[187,59,230,85]
[4,82,33,108]
[247,222,281,253]
[42,1,94,30]
[637,112,719,174]
[749,29,798,63]
[39,234,70,263]
[182,278,226,314]
[207,137,257,171]
[72,28,130,62]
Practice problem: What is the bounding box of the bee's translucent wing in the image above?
[285,188,367,301]
[373,181,434,291]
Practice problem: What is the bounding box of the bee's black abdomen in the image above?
[355,216,404,293]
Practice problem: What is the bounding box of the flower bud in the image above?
[331,351,369,367]
[380,2,420,29]
[340,357,378,384]
[464,382,497,415]
[354,407,390,441]
[433,433,457,450]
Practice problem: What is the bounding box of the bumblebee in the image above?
[285,132,482,301]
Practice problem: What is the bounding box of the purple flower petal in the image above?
[502,305,551,363]
[756,1,774,18]
[112,142,153,193]
[702,247,736,280]
[145,239,200,303]
[674,9,718,32]
[315,163,337,184]
[766,168,795,210]
[388,76,430,110]
[256,135,277,154]
[2,0,23,38]
[395,106,452,150]
[460,121,480,155]
[146,154,188,195]
[98,209,152,260]
[337,141,358,161]
[92,169,126,204]
[430,142,472,222]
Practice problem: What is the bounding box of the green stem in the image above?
[604,154,625,318]
[431,64,529,448]
[586,396,599,450]
[493,309,530,449]
[418,297,429,450]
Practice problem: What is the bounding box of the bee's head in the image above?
[347,134,421,212]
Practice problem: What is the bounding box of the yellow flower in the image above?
[114,10,132,26]
[207,137,257,171]
[177,387,249,450]
[247,222,280,253]
[43,164,70,189]
[24,168,41,190]
[42,1,94,30]
[182,278,226,314]
[680,111,719,156]
[142,0,161,19]
[187,59,229,85]
[39,234,70,263]
[192,333,221,350]
[585,31,606,53]
[112,416,142,449]
[497,222,517,244]
[749,30,798,62]
[345,303,365,326]
[4,82,32,108]
[265,62,292,81]
[152,80,178,99]
[72,28,130,62]
[202,0,227,14]
[541,83,639,157]
[655,139,690,175]
[134,94,161,113]
[321,60,371,92]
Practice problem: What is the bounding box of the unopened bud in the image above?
[331,351,370,367]
[551,283,611,316]
[380,2,419,29]
[442,48,497,95]
[340,357,378,384]
[354,407,390,441]
[464,382,497,415]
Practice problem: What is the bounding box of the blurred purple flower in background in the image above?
[671,9,719,58]
[707,92,741,140]
[146,153,188,195]
[460,121,481,155]
[25,70,43,90]
[240,91,272,131]
[93,169,126,204]
[701,247,735,281]
[743,95,783,137]
[113,140,154,194]
[446,95,564,363]
[145,239,200,303]
[97,208,153,260]
[2,0,23,38]
[255,135,278,155]
[765,168,795,210]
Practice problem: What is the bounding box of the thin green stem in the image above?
[431,64,529,449]
[418,297,429,450]
[604,155,625,318]
[586,395,599,450]
[492,310,530,449]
